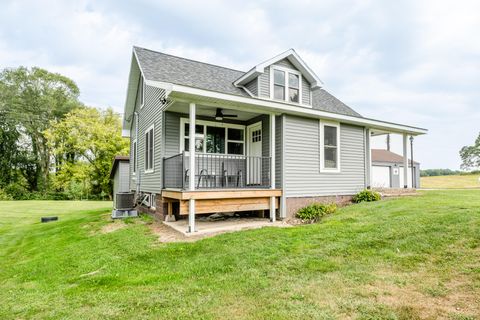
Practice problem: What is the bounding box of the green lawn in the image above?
[0,192,479,319]
[421,174,480,189]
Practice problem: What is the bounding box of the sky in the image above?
[1,0,479,170]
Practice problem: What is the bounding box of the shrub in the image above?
[0,188,13,200]
[353,189,381,203]
[296,203,337,222]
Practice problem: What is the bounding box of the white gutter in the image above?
[145,80,428,135]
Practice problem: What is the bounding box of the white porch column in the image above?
[365,128,372,189]
[270,113,276,222]
[402,133,408,188]
[188,102,196,233]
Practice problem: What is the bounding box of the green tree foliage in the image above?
[460,132,480,171]
[45,107,129,199]
[0,111,21,187]
[0,67,81,191]
[420,168,462,177]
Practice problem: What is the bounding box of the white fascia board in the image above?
[122,49,145,131]
[145,80,428,135]
[233,67,262,87]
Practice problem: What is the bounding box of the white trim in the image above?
[233,49,323,89]
[270,65,305,107]
[146,80,427,135]
[246,121,262,185]
[270,114,275,189]
[144,124,155,174]
[238,84,254,97]
[280,114,286,218]
[188,103,196,191]
[139,76,145,109]
[319,120,341,173]
[180,118,245,155]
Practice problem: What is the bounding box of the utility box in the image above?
[110,156,137,218]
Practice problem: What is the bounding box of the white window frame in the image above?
[132,139,137,175]
[145,124,154,173]
[179,118,245,155]
[270,65,302,105]
[139,76,145,109]
[319,120,341,173]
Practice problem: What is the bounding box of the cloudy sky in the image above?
[1,0,479,169]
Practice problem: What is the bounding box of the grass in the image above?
[421,174,480,189]
[0,192,479,319]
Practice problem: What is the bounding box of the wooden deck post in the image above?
[270,113,276,222]
[403,133,408,188]
[188,102,196,232]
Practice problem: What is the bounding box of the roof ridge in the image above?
[133,46,246,74]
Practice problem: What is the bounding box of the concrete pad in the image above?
[163,217,289,237]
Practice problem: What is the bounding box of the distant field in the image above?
[421,174,480,189]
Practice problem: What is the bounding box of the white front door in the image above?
[247,122,262,185]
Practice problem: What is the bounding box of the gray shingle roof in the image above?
[134,47,248,97]
[372,149,419,165]
[312,88,362,117]
[134,46,362,117]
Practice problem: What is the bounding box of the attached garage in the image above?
[371,149,420,188]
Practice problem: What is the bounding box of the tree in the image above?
[0,111,21,187]
[45,107,129,198]
[460,132,480,171]
[0,67,81,192]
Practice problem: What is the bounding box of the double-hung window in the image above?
[181,119,245,155]
[320,121,340,172]
[145,125,154,172]
[272,66,301,103]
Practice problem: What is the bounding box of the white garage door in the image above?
[399,167,413,188]
[372,166,391,188]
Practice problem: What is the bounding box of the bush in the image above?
[296,203,337,222]
[353,189,381,203]
[0,188,13,200]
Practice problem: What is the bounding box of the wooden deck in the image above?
[162,188,282,215]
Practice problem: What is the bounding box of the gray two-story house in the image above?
[122,46,427,232]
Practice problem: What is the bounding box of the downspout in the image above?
[134,111,141,195]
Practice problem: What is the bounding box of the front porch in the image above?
[160,100,281,233]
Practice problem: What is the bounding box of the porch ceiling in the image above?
[167,101,261,121]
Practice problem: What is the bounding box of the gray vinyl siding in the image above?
[164,111,181,157]
[283,115,366,197]
[274,58,296,69]
[301,77,311,105]
[258,66,270,98]
[245,78,258,96]
[129,83,167,193]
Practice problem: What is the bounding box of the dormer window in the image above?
[271,66,301,104]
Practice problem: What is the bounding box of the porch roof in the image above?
[149,81,428,136]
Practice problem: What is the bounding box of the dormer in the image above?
[234,49,323,107]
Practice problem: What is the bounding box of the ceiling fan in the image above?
[215,108,237,121]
